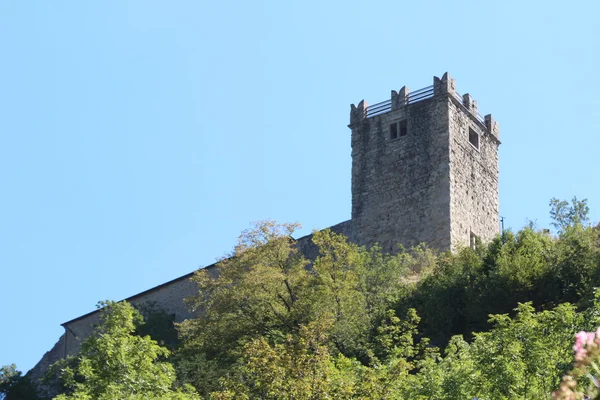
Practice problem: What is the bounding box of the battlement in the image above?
[349,72,500,252]
[350,73,500,141]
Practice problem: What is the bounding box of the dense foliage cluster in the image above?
[3,197,600,399]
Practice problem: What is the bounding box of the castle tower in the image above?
[349,73,500,252]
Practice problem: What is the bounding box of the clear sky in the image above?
[1,0,599,373]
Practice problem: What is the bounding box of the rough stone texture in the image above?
[28,73,500,391]
[26,335,66,398]
[27,271,200,390]
[448,93,500,250]
[349,73,500,252]
[296,220,353,260]
[350,77,450,252]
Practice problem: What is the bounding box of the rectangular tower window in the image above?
[389,123,398,139]
[389,120,407,140]
[469,128,479,150]
[470,231,478,249]
[399,120,407,137]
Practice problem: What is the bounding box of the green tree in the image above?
[52,301,199,400]
[1,364,38,400]
[1,365,21,400]
[174,205,600,398]
[177,221,421,394]
[437,336,480,399]
[210,314,435,400]
[550,222,600,305]
[135,302,180,350]
[211,319,355,399]
[396,301,587,400]
[467,302,579,399]
[177,221,312,393]
[550,196,590,232]
[411,246,487,342]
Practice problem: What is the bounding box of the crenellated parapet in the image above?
[391,86,409,110]
[352,72,499,143]
[433,72,456,95]
[485,114,500,140]
[349,72,501,253]
[349,100,368,126]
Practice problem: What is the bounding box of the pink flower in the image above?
[575,331,587,349]
[587,332,596,346]
[574,331,588,360]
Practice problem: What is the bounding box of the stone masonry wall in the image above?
[27,272,200,389]
[350,81,452,252]
[64,275,199,352]
[349,73,500,253]
[448,95,500,249]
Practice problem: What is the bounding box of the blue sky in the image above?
[1,1,599,373]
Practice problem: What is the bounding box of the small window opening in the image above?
[469,128,479,149]
[389,120,407,140]
[399,120,407,137]
[470,231,478,249]
[389,123,398,139]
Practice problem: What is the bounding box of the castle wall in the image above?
[27,271,200,388]
[25,334,66,398]
[295,220,352,259]
[448,95,500,249]
[350,87,452,252]
[64,275,199,353]
[27,224,351,387]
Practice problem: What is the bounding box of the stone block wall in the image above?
[27,271,200,389]
[349,77,453,252]
[448,93,500,249]
[349,73,500,253]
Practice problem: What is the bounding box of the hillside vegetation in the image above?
[3,198,600,399]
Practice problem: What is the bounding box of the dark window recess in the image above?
[390,123,398,139]
[390,120,407,140]
[399,120,407,137]
[469,128,479,149]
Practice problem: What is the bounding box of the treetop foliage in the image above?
[550,196,590,232]
[51,301,200,400]
[4,198,599,399]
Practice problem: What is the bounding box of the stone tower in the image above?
[349,73,500,252]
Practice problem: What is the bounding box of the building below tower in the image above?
[27,73,501,393]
